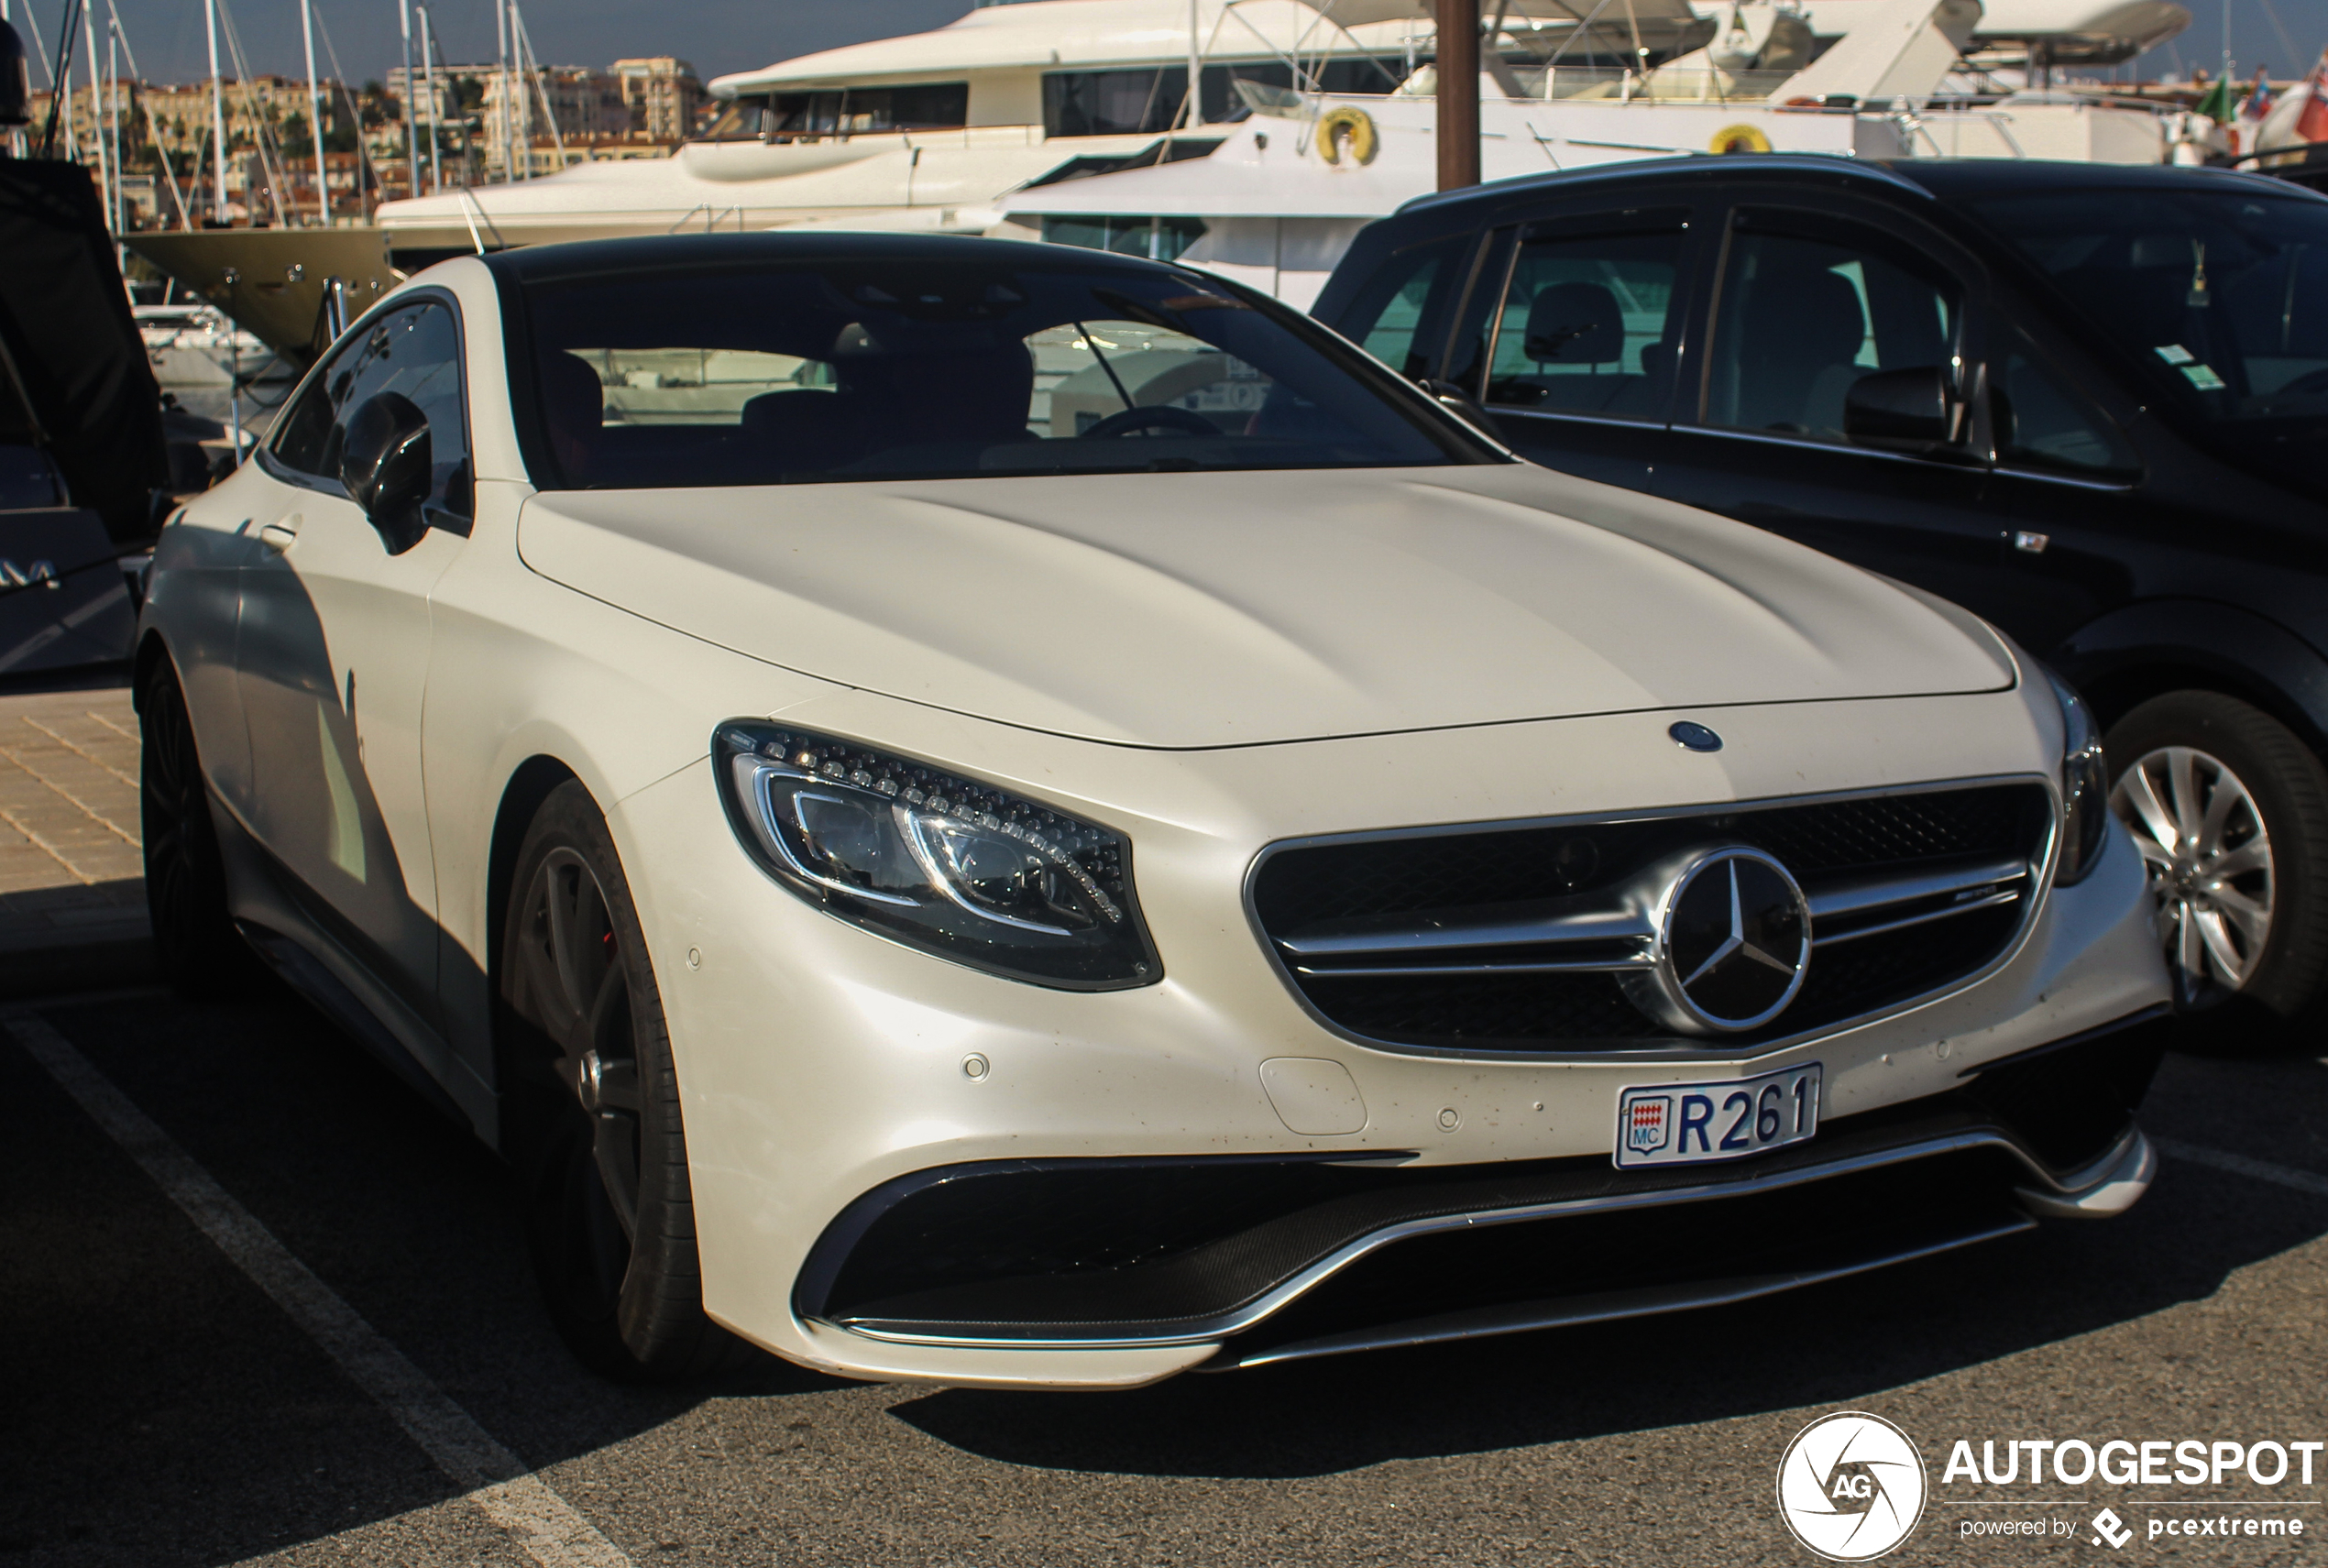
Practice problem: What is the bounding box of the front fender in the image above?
[2055,598,2328,752]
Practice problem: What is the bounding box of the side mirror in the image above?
[339,392,431,554]
[1843,366,1961,454]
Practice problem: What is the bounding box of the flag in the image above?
[2256,50,2328,149]
[2303,60,2328,143]
[2235,69,2276,155]
[2236,68,2274,125]
[2194,72,2235,124]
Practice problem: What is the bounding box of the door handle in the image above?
[258,518,300,553]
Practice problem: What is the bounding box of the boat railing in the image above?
[1894,107,2029,159]
[1235,67,1803,116]
[1534,65,1799,103]
[667,203,748,234]
[458,189,509,255]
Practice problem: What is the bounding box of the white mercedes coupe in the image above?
[139,235,2172,1389]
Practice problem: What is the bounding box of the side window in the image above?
[1993,337,2139,479]
[1484,220,1687,420]
[269,351,348,477]
[270,301,472,520]
[1329,233,1468,379]
[1703,213,1962,444]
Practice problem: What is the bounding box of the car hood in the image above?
[517,466,2015,749]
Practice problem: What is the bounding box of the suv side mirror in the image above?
[1843,366,1962,454]
[339,392,432,554]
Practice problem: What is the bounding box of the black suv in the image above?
[1315,157,2328,1043]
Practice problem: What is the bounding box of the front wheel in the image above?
[139,659,258,998]
[2105,690,2328,1048]
[500,781,734,1378]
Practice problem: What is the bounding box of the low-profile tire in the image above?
[139,659,259,998]
[500,780,734,1379]
[2104,689,2328,1052]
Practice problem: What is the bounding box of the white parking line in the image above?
[0,1009,636,1568]
[2153,1135,2328,1200]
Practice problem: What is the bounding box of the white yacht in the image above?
[135,303,270,389]
[373,0,2192,270]
[377,0,1405,256]
[1005,0,2192,304]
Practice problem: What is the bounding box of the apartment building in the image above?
[613,57,706,143]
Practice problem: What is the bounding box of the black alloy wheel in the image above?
[500,781,734,1378]
[139,659,257,997]
[2105,690,2328,1050]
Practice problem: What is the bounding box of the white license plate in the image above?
[1614,1063,1822,1169]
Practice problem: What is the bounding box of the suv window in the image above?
[1703,212,1961,444]
[1484,220,1687,420]
[1329,233,1469,379]
[272,300,472,519]
[1993,335,2139,479]
[1969,189,2328,425]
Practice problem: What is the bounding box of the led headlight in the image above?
[713,723,1159,989]
[2046,668,2110,886]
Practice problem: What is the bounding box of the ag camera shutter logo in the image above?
[1777,1411,1929,1561]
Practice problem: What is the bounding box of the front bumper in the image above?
[795,1011,2165,1368]
[620,689,2172,1389]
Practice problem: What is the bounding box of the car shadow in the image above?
[5,974,2323,1562]
[0,988,846,1568]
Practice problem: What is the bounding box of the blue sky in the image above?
[22,0,2323,91]
[27,0,965,88]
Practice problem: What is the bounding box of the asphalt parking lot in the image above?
[1,979,2323,1568]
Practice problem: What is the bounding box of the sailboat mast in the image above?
[82,0,109,229]
[106,21,122,229]
[398,0,417,199]
[1186,0,1202,129]
[301,0,325,223]
[204,0,227,221]
[495,0,514,180]
[0,3,13,160]
[417,4,439,193]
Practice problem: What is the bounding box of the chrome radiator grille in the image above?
[1249,782,2054,1053]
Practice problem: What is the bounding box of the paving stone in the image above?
[0,685,148,953]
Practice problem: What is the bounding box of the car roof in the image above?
[1875,157,2312,203]
[481,230,1179,284]
[1386,154,2313,226]
[1389,153,1931,220]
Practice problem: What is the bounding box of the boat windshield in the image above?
[1968,187,2328,428]
[514,257,1489,490]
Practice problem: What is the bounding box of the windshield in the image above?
[1969,188,2328,425]
[515,258,1487,489]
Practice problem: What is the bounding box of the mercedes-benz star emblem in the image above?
[1628,846,1811,1034]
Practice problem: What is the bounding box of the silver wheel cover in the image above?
[2111,744,2274,1004]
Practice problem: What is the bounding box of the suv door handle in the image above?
[258,519,300,553]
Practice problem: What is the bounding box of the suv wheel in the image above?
[500,781,736,1379]
[2105,691,2328,1046]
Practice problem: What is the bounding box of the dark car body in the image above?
[1316,157,2328,767]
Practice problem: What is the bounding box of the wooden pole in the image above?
[1436,0,1478,190]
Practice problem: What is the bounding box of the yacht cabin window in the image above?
[704,83,969,141]
[1041,60,1401,137]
